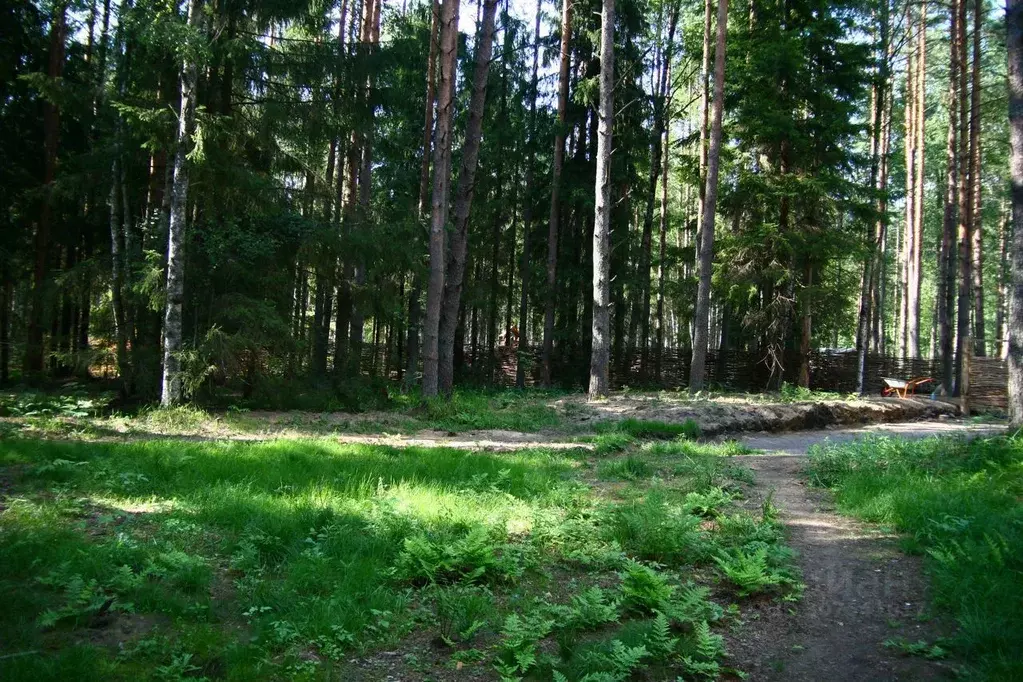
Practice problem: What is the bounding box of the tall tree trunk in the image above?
[900,8,916,358]
[696,0,712,239]
[969,0,985,356]
[1006,0,1023,426]
[402,0,440,391]
[421,0,461,397]
[516,0,543,388]
[908,0,926,357]
[689,0,728,391]
[797,260,813,387]
[437,0,499,396]
[25,1,68,375]
[588,0,615,398]
[633,8,678,379]
[655,64,672,381]
[543,0,573,386]
[857,0,891,393]
[939,0,961,392]
[160,0,202,406]
[954,0,973,396]
[348,0,383,378]
[996,203,1009,357]
[0,279,9,385]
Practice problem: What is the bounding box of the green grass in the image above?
[0,413,793,680]
[807,433,1023,681]
[597,417,702,440]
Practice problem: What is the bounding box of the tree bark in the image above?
[908,0,926,357]
[1007,0,1023,426]
[996,203,1009,357]
[857,0,891,393]
[516,0,543,389]
[588,0,615,399]
[689,0,728,392]
[437,0,499,396]
[25,1,68,375]
[696,0,713,241]
[954,0,973,396]
[421,0,461,397]
[633,8,678,379]
[402,0,440,391]
[939,0,961,393]
[543,0,573,387]
[160,0,202,406]
[655,61,673,381]
[969,0,985,356]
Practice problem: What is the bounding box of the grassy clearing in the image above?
[0,429,797,680]
[807,433,1023,681]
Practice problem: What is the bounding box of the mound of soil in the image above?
[560,395,957,438]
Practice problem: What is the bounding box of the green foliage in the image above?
[619,562,675,614]
[883,637,950,660]
[548,586,621,631]
[392,527,514,585]
[597,455,653,480]
[714,546,795,596]
[0,388,113,419]
[593,433,636,455]
[433,585,496,645]
[599,418,701,440]
[610,490,711,563]
[808,434,1023,680]
[493,613,555,681]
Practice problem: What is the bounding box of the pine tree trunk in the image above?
[160,0,202,406]
[588,0,615,398]
[954,0,973,396]
[696,0,712,241]
[995,203,1009,357]
[900,11,915,358]
[437,0,499,396]
[543,0,573,387]
[655,67,672,381]
[939,0,960,392]
[347,0,382,379]
[969,0,985,356]
[25,1,68,376]
[422,0,461,397]
[0,279,10,385]
[690,0,728,392]
[402,0,440,391]
[908,1,926,357]
[516,0,542,389]
[1007,0,1023,426]
[857,0,891,392]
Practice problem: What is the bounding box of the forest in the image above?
[5,1,1023,678]
[1,0,1020,418]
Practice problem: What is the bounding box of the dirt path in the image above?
[726,421,1005,681]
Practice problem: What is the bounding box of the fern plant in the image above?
[619,561,674,613]
[677,620,726,679]
[493,613,554,681]
[714,546,791,596]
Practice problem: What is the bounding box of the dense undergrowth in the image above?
[0,427,798,680]
[807,433,1023,681]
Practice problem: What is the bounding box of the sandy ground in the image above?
[725,421,1005,681]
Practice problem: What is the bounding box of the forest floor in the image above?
[0,385,1015,681]
[0,386,961,446]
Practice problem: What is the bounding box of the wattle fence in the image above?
[474,346,1008,408]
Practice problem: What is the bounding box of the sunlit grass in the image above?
[0,426,791,680]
